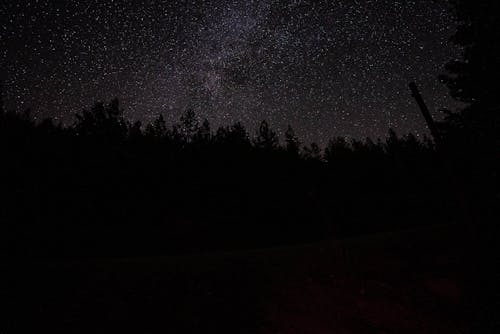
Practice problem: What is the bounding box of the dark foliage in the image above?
[439,2,500,331]
[438,0,500,237]
[440,0,500,150]
[0,97,461,260]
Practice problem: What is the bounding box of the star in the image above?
[0,0,461,145]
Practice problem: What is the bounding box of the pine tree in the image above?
[285,125,300,156]
[440,0,500,147]
[254,120,278,150]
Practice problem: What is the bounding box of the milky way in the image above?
[1,0,461,144]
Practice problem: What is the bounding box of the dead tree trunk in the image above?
[409,82,441,144]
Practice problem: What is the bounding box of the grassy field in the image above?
[5,223,474,333]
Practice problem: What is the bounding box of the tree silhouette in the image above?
[254,120,278,150]
[0,96,465,259]
[129,120,143,140]
[0,84,4,115]
[440,4,500,331]
[385,128,402,157]
[303,142,321,160]
[324,137,352,162]
[74,99,127,141]
[284,125,300,156]
[229,122,250,146]
[214,122,251,150]
[145,114,167,139]
[440,0,500,147]
[179,109,199,143]
[194,119,212,144]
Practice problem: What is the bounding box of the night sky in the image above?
[1,0,461,144]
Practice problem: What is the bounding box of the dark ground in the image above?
[3,223,481,333]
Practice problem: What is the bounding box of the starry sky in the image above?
[1,0,461,144]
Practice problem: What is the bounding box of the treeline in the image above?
[0,100,464,258]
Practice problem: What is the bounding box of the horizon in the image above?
[1,0,462,144]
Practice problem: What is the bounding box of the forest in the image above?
[0,91,496,259]
[0,0,498,262]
